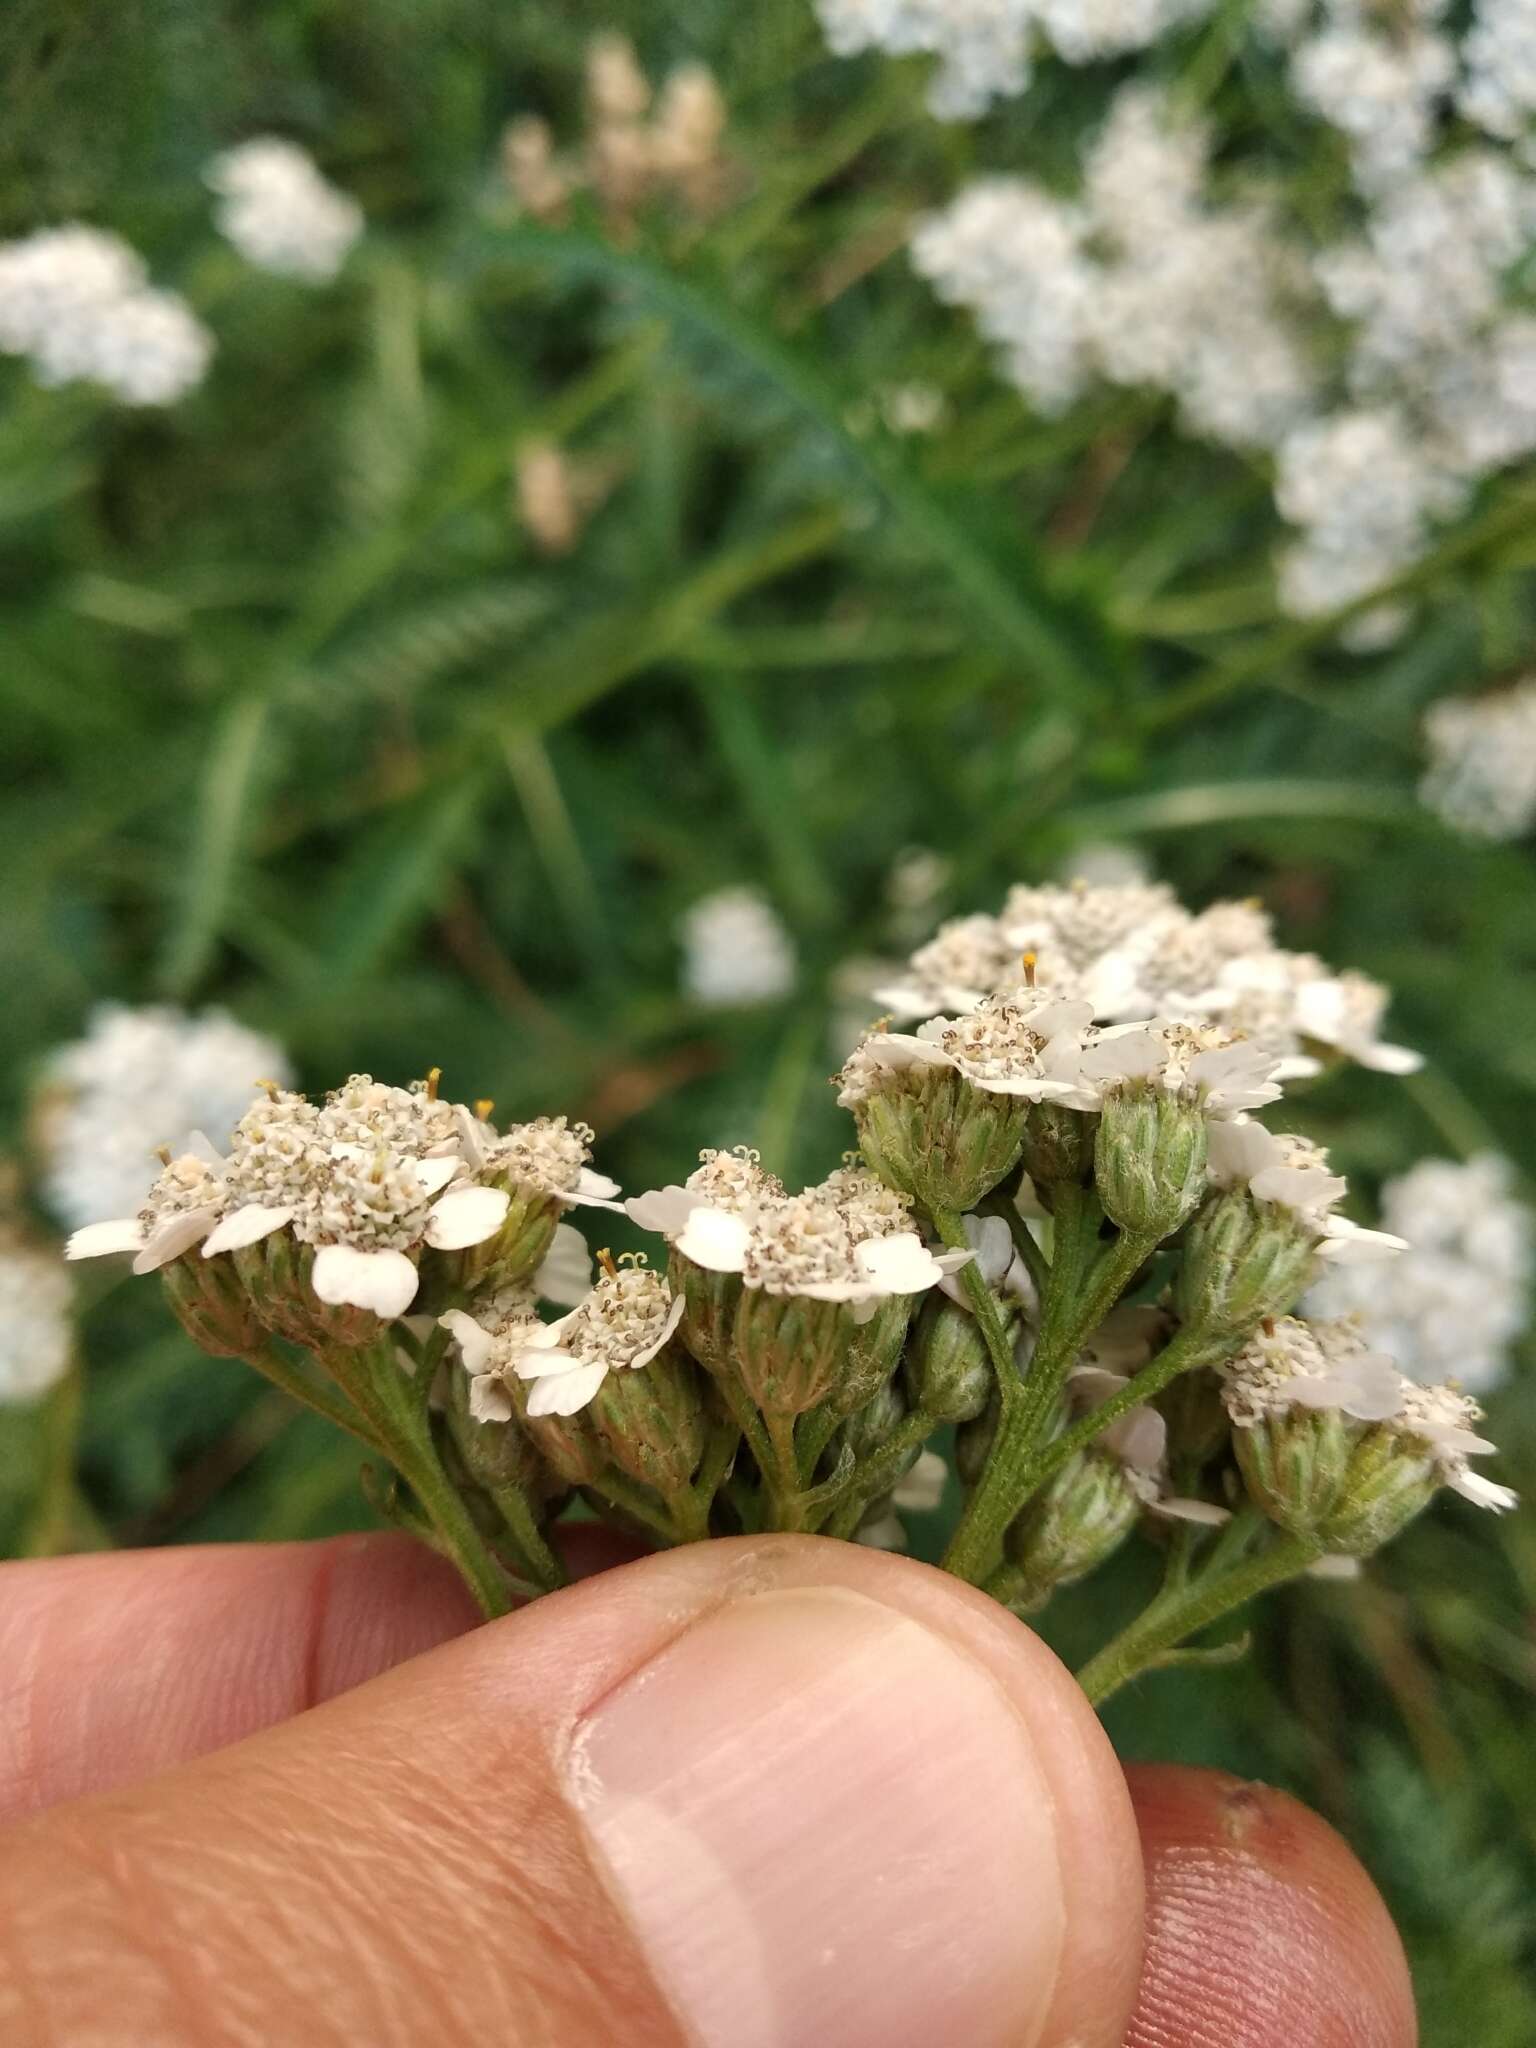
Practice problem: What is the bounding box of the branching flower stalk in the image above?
[65,884,1517,1694]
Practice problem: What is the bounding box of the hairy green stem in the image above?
[822,1411,940,1542]
[582,1470,684,1545]
[488,1482,567,1593]
[1008,1322,1222,1508]
[929,1206,1023,1422]
[797,1405,842,1488]
[1076,1529,1322,1706]
[242,1342,389,1455]
[943,1200,1160,1585]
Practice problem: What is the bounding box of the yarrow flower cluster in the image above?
[866,878,1420,1081]
[205,139,364,283]
[0,226,211,404]
[37,1005,292,1232]
[680,886,797,1006]
[0,1236,73,1406]
[58,884,1514,1702]
[813,0,1216,118]
[1307,1155,1533,1392]
[1421,678,1536,840]
[833,0,1536,647]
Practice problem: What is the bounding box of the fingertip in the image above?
[1125,1764,1417,2048]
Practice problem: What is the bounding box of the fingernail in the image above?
[567,1586,1066,2048]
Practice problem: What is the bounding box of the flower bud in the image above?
[444,1362,552,1499]
[159,1249,263,1358]
[668,1247,741,1378]
[506,1371,608,1488]
[840,1378,909,1461]
[1094,1085,1209,1239]
[1019,1100,1096,1192]
[231,1233,392,1350]
[422,1184,559,1305]
[589,1346,707,1499]
[1175,1187,1318,1341]
[904,1293,994,1422]
[1310,1424,1439,1557]
[1233,1403,1352,1540]
[1004,1449,1142,1608]
[852,1066,1029,1214]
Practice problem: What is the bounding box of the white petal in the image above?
[65,1218,144,1261]
[1337,1354,1407,1422]
[1250,1164,1348,1215]
[513,1344,584,1380]
[625,1186,700,1238]
[1307,1553,1363,1580]
[1079,1026,1163,1084]
[1104,1404,1167,1472]
[1453,1471,1518,1512]
[468,1373,514,1425]
[452,1102,492,1167]
[525,1360,609,1416]
[1151,1495,1231,1526]
[1206,1116,1277,1186]
[1355,1040,1423,1076]
[853,1231,945,1295]
[311,1244,419,1317]
[133,1206,222,1274]
[438,1308,497,1376]
[575,1167,622,1201]
[201,1204,293,1257]
[892,1449,948,1513]
[631,1292,686,1370]
[676,1207,752,1273]
[414,1155,461,1197]
[535,1222,593,1307]
[184,1130,230,1171]
[1317,1219,1410,1262]
[425,1184,510,1250]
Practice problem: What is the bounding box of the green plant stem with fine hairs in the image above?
[1007,1320,1224,1508]
[941,1191,1161,1585]
[1076,1526,1323,1705]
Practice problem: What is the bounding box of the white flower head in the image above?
[1222,1315,1408,1428]
[206,138,364,282]
[670,1166,966,1319]
[508,1257,685,1417]
[66,1145,228,1274]
[39,1004,290,1232]
[1422,678,1536,842]
[1304,1154,1532,1392]
[1075,1020,1283,1118]
[0,226,211,405]
[626,1144,786,1241]
[681,887,796,1006]
[0,1239,74,1405]
[1208,1120,1409,1264]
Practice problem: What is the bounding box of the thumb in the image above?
[0,1536,1143,2048]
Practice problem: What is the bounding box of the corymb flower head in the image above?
[65,1072,619,1334]
[1224,1315,1515,1552]
[837,988,1093,1210]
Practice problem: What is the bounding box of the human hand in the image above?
[0,1532,1415,2045]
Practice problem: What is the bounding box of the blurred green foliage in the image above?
[2,3,1535,2031]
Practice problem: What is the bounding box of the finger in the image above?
[0,1536,1145,2048]
[0,1524,641,1822]
[1125,1764,1417,2048]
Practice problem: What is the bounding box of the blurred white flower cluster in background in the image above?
[1421,676,1536,839]
[0,1238,73,1405]
[205,139,364,283]
[829,0,1536,649]
[681,887,797,1006]
[1307,1154,1533,1393]
[37,1006,291,1232]
[0,226,211,404]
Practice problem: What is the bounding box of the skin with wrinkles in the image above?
[0,1534,1415,2048]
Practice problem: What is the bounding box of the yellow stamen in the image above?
[1021,951,1038,989]
[153,1145,172,1166]
[474,1098,495,1122]
[597,1247,619,1279]
[256,1077,283,1101]
[424,1066,442,1101]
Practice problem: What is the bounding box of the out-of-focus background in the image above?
[3,3,1535,2029]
